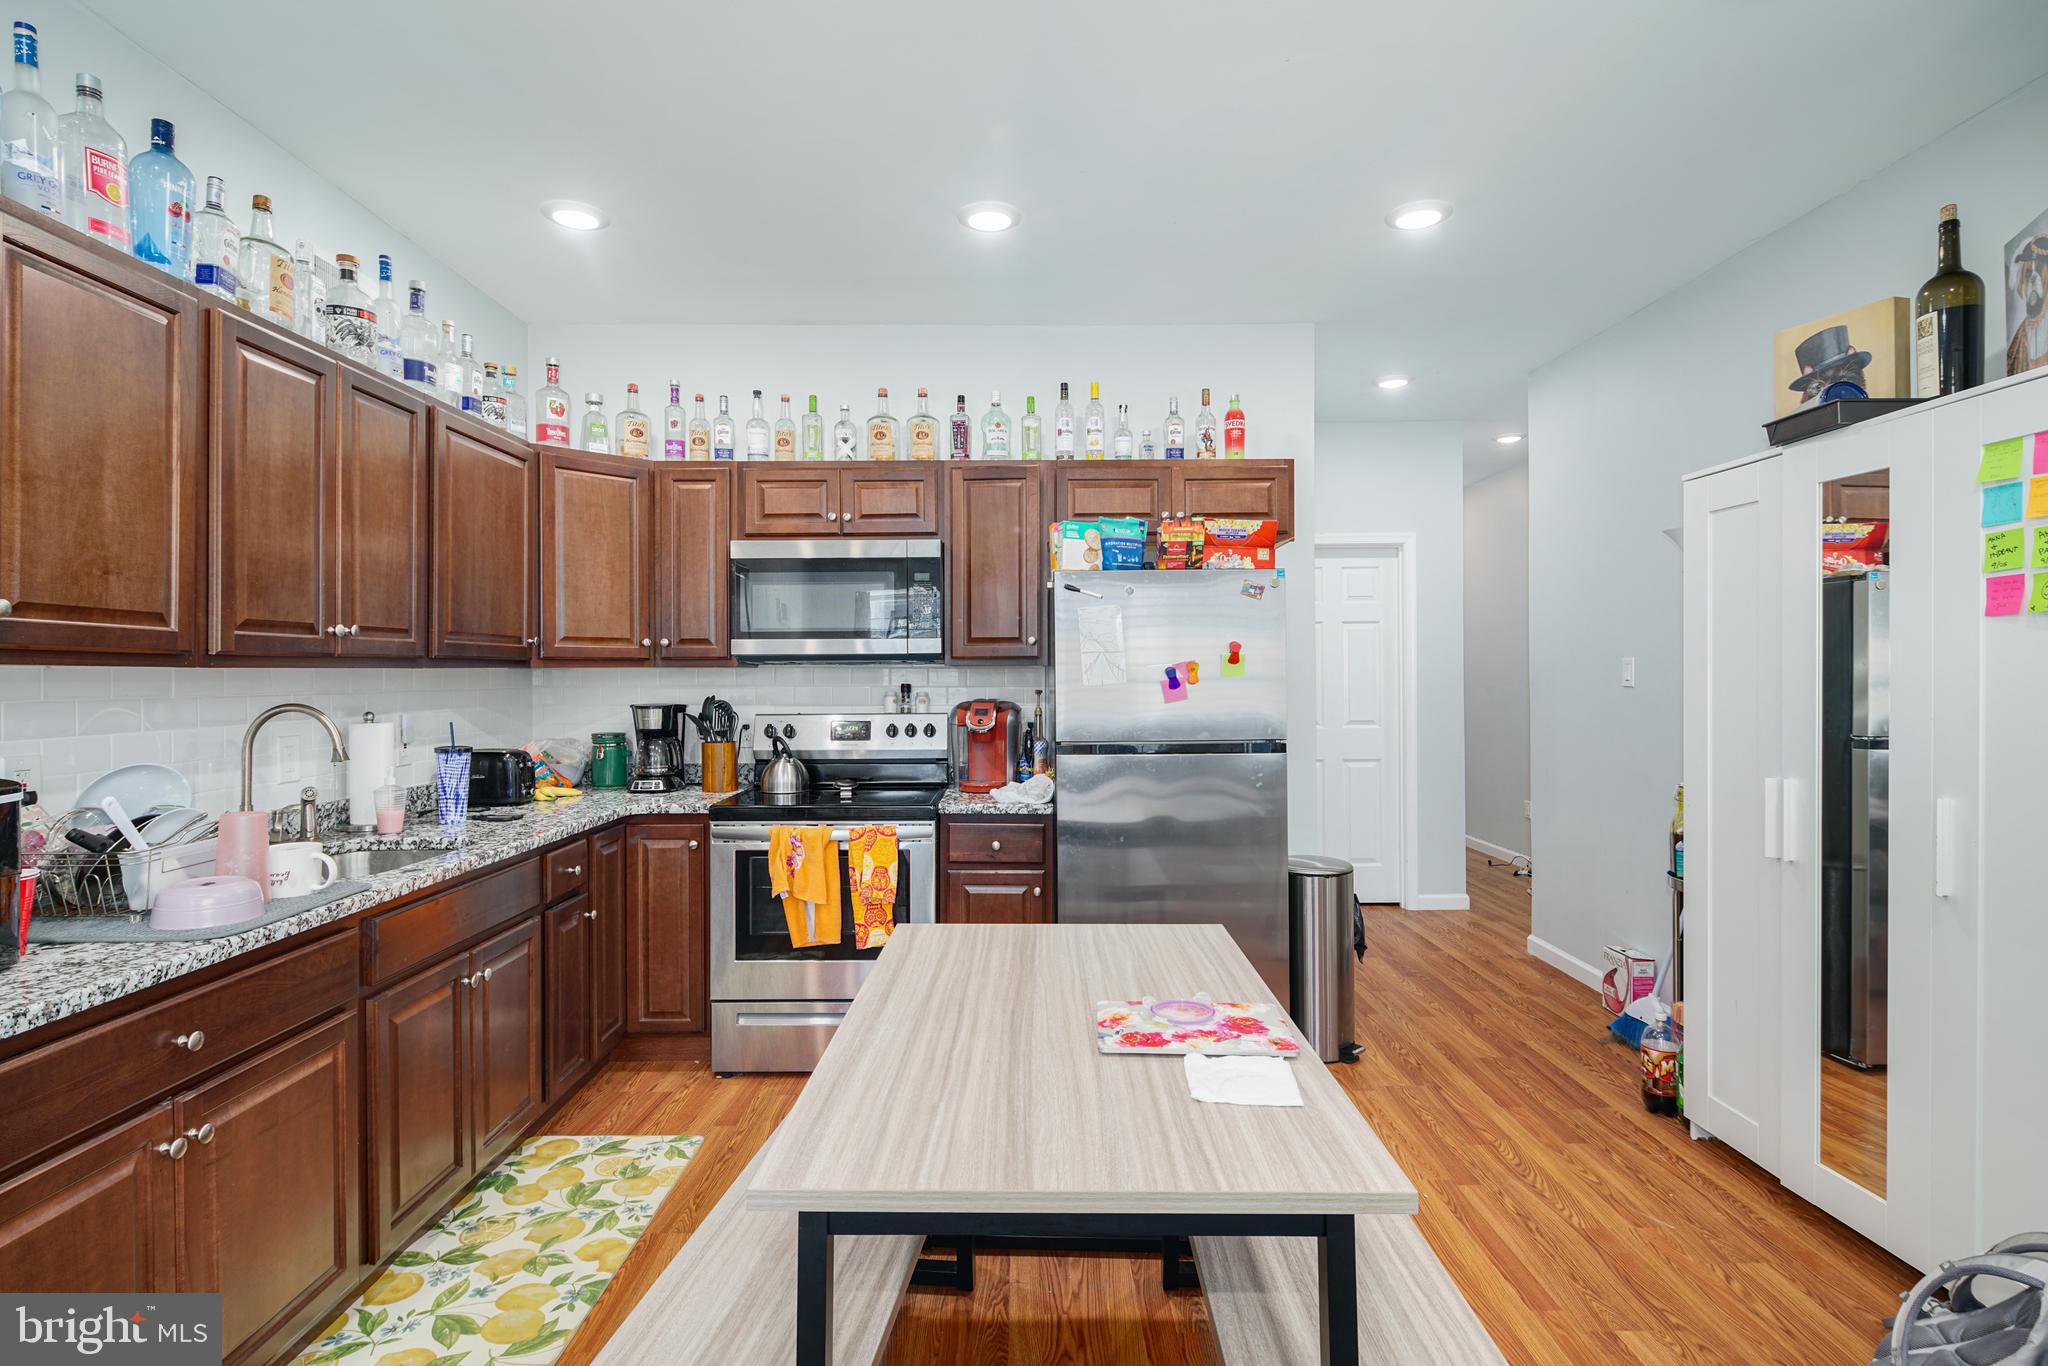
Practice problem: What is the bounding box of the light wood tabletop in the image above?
[746,922,1418,1216]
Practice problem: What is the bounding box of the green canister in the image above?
[589,732,630,789]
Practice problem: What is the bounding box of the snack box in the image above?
[1098,517,1147,570]
[1200,517,1278,569]
[1158,518,1206,570]
[1050,520,1102,571]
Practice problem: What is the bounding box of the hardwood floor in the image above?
[555,850,1915,1365]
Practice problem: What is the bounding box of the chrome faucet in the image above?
[239,703,351,812]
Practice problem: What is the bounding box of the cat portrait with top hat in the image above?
[1771,299,1912,419]
[1788,325,1874,408]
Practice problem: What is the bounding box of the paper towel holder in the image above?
[344,710,398,834]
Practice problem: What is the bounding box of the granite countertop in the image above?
[0,788,720,1043]
[938,787,1056,816]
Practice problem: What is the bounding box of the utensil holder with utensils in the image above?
[700,742,738,794]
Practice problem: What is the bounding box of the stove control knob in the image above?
[886,724,900,738]
[763,724,779,740]
[923,723,937,738]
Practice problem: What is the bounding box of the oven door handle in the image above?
[734,1009,849,1029]
[712,826,935,847]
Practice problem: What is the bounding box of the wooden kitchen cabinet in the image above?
[653,464,731,662]
[1175,463,1295,544]
[941,869,1052,924]
[538,448,650,662]
[544,894,595,1099]
[591,827,628,1056]
[365,951,472,1258]
[947,464,1045,660]
[470,918,543,1170]
[739,463,941,537]
[1053,464,1172,525]
[842,465,940,534]
[627,817,710,1034]
[0,203,203,658]
[334,369,430,657]
[430,411,536,661]
[738,465,838,535]
[0,1102,179,1293]
[939,811,1055,924]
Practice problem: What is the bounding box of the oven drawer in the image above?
[943,819,1046,867]
[710,1000,851,1074]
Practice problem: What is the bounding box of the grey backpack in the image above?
[1872,1236,2048,1365]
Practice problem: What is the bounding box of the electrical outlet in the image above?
[1524,799,1532,820]
[278,736,303,778]
[8,760,37,792]
[1621,657,1636,688]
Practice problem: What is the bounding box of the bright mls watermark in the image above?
[2,1295,220,1364]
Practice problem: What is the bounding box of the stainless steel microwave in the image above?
[728,538,944,661]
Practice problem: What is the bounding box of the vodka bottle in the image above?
[1019,395,1042,459]
[687,393,711,460]
[832,402,858,458]
[236,195,294,325]
[907,388,938,461]
[581,393,610,452]
[438,320,462,408]
[1,23,60,221]
[1163,395,1186,459]
[867,388,898,461]
[453,330,483,416]
[1224,394,1246,457]
[662,382,687,459]
[371,254,402,378]
[801,395,824,460]
[57,73,127,249]
[292,240,323,341]
[1052,382,1075,459]
[502,365,528,438]
[948,394,971,461]
[187,175,238,302]
[1112,404,1134,459]
[399,281,439,396]
[534,358,572,445]
[711,394,736,460]
[1139,427,1157,459]
[1195,388,1219,459]
[1082,381,1107,459]
[128,118,193,277]
[617,383,651,457]
[981,391,1011,460]
[773,394,797,461]
[321,253,377,365]
[744,389,770,460]
[480,362,505,426]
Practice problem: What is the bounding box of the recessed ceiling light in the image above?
[1375,375,1411,391]
[959,200,1020,233]
[1495,432,1524,445]
[1386,200,1452,232]
[542,199,608,231]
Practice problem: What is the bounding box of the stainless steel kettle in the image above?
[758,732,809,796]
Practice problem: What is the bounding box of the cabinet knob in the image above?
[524,636,538,645]
[480,966,493,982]
[460,971,477,988]
[348,624,361,636]
[640,638,651,647]
[583,907,597,921]
[156,1136,189,1160]
[565,865,583,876]
[184,1123,216,1145]
[1033,886,1042,897]
[172,1030,206,1051]
[659,638,670,647]
[688,839,700,849]
[1027,635,1037,645]
[326,624,344,636]
[0,598,11,616]
[829,511,840,521]
[990,839,1002,851]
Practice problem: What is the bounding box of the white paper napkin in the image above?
[1183,1052,1304,1107]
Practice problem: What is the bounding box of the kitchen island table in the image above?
[745,921,1418,1365]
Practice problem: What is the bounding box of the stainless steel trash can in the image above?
[1288,855,1363,1063]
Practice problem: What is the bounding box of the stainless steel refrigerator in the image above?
[1820,569,1888,1069]
[1052,570,1289,995]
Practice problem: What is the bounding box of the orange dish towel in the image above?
[770,825,841,948]
[847,826,898,950]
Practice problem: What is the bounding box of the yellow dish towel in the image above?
[770,825,841,948]
[847,825,898,951]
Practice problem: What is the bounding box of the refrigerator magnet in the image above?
[1239,579,1265,599]
[1221,641,1247,678]
[1160,665,1189,703]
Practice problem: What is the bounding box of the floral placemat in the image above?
[1095,998,1302,1056]
[289,1133,701,1365]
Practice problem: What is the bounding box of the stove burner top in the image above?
[712,781,944,824]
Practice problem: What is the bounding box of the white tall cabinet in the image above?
[1683,369,2048,1272]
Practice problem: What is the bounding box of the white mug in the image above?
[267,841,338,898]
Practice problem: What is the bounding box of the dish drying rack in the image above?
[32,808,221,918]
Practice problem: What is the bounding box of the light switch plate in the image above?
[1621,657,1636,688]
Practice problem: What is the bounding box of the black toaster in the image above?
[468,749,536,807]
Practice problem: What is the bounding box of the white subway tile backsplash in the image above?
[0,671,42,701]
[42,666,110,699]
[3,700,75,741]
[75,702,142,735]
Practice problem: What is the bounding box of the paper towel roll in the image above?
[347,721,398,829]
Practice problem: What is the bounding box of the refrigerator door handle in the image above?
[1934,796,1957,898]
[1780,778,1800,864]
[1763,777,1784,861]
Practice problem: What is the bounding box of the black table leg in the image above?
[796,1211,833,1366]
[1319,1213,1357,1366]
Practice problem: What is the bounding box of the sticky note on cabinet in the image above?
[2036,432,2048,477]
[2033,575,2048,614]
[2029,477,2048,520]
[1987,574,2027,616]
[1979,438,2024,483]
[2033,527,2048,569]
[1985,528,2027,573]
[1983,481,2025,526]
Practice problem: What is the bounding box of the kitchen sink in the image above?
[328,847,451,879]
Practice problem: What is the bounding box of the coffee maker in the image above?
[628,703,685,793]
[951,700,1022,793]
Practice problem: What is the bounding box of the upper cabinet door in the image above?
[946,465,1044,660]
[0,211,202,657]
[738,466,839,536]
[1053,464,1173,524]
[209,311,338,658]
[653,465,731,662]
[841,466,940,535]
[335,371,429,658]
[1173,463,1295,543]
[537,449,650,662]
[430,414,535,662]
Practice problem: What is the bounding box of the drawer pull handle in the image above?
[157,1137,189,1160]
[640,638,651,647]
[0,598,11,616]
[1034,886,1042,897]
[461,971,480,988]
[689,839,700,849]
[583,908,598,921]
[348,624,361,636]
[1027,635,1037,646]
[184,1123,216,1145]
[990,840,1001,851]
[480,966,493,982]
[173,1031,206,1052]
[563,865,584,876]
[659,638,671,647]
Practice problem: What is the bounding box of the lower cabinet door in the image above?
[471,918,543,1170]
[592,828,628,1056]
[941,868,1054,924]
[366,951,473,1259]
[627,819,709,1033]
[0,1102,178,1292]
[176,1012,362,1365]
[544,896,594,1099]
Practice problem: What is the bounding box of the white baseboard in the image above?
[1465,835,1529,863]
[1404,893,1471,911]
[1526,933,1603,990]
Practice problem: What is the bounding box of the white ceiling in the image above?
[85,0,2048,453]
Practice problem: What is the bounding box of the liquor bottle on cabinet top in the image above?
[1112,404,1133,459]
[534,358,572,445]
[688,393,711,460]
[1019,395,1042,459]
[949,394,971,461]
[981,391,1011,459]
[503,365,527,437]
[2,22,61,221]
[745,389,770,460]
[1052,382,1075,459]
[236,195,294,325]
[1914,202,1985,398]
[128,118,193,277]
[399,281,439,396]
[907,388,938,460]
[801,394,825,460]
[833,402,858,458]
[321,253,377,365]
[1139,427,1156,459]
[581,392,610,452]
[868,388,898,461]
[617,383,651,456]
[371,254,402,377]
[292,241,324,342]
[187,175,238,302]
[1224,394,1246,457]
[1194,387,1219,459]
[712,394,736,460]
[1162,395,1186,459]
[451,329,482,415]
[439,321,466,408]
[663,382,686,459]
[1083,381,1107,459]
[774,394,797,460]
[57,73,127,248]
[480,362,505,426]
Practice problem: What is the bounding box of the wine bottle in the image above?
[1913,202,1984,397]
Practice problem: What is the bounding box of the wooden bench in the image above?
[1195,1216,1506,1364]
[592,1152,921,1365]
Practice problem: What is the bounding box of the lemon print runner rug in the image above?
[291,1134,702,1366]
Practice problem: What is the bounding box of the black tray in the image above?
[1764,397,1923,448]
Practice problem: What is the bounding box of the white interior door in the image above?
[1314,550,1404,903]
